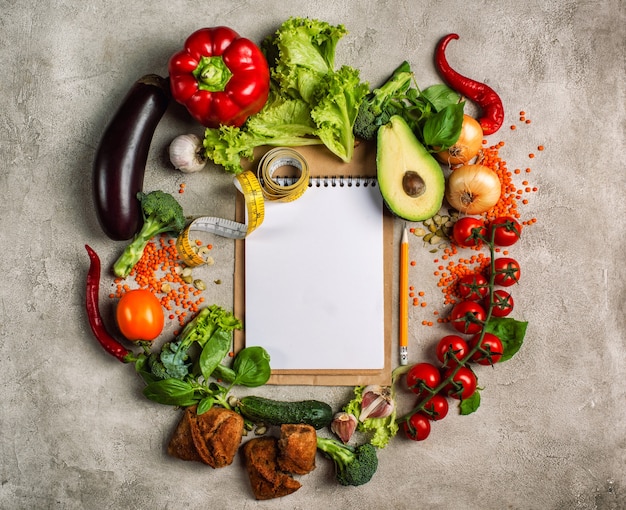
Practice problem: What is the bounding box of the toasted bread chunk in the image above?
[188,406,244,468]
[242,437,301,500]
[277,424,317,475]
[167,407,202,462]
[167,406,244,468]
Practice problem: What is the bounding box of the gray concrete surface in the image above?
[1,1,625,509]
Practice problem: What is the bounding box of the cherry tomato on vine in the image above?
[443,366,478,400]
[484,289,514,317]
[449,301,486,335]
[403,413,431,441]
[489,216,522,246]
[435,335,469,367]
[490,257,521,287]
[423,394,449,421]
[116,289,164,341]
[457,273,489,301]
[469,332,503,365]
[452,217,487,247]
[406,362,441,397]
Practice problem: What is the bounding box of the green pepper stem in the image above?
[193,55,233,92]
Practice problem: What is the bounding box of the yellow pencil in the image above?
[399,225,409,365]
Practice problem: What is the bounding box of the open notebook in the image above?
[234,143,393,386]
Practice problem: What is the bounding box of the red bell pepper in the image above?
[168,26,270,128]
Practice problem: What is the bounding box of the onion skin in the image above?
[435,115,483,166]
[445,164,501,214]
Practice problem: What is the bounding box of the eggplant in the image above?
[93,74,170,240]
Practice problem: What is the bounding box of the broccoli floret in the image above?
[353,61,414,141]
[316,436,378,486]
[113,190,185,278]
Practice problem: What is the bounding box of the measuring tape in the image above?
[175,148,310,267]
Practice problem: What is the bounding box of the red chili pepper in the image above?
[85,245,133,363]
[435,34,504,135]
[168,26,270,128]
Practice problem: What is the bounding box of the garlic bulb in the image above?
[331,412,357,443]
[169,134,207,173]
[359,385,394,421]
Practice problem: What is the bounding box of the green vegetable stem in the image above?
[112,190,185,278]
[395,227,528,422]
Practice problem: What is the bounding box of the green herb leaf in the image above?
[210,364,237,384]
[142,378,198,407]
[199,329,232,381]
[197,396,215,415]
[231,346,272,387]
[460,390,481,415]
[421,84,461,112]
[485,317,528,362]
[422,102,464,149]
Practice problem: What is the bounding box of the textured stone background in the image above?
[1,1,625,509]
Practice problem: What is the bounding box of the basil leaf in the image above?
[485,317,528,362]
[422,103,464,149]
[211,364,237,384]
[460,391,481,415]
[142,378,198,407]
[232,346,272,387]
[197,396,215,415]
[199,329,232,381]
[421,84,461,112]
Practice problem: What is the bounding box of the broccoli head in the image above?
[353,61,414,141]
[316,436,378,486]
[113,190,185,278]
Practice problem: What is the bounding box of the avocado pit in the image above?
[402,171,426,198]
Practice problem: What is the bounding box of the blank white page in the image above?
[244,180,385,370]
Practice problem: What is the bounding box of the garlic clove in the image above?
[169,133,207,173]
[330,412,357,443]
[359,385,394,421]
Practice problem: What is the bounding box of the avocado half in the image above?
[376,115,445,221]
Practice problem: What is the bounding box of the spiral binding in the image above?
[261,176,378,188]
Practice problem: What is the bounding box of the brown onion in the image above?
[436,115,483,165]
[445,164,501,214]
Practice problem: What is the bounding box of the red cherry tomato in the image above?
[452,217,487,247]
[484,289,514,317]
[406,362,441,396]
[443,366,478,400]
[457,273,489,301]
[449,301,486,335]
[403,413,431,441]
[469,332,503,365]
[435,335,469,367]
[489,216,522,246]
[423,394,449,421]
[116,289,164,341]
[490,257,521,287]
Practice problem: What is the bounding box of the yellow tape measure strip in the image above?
[175,149,310,267]
[175,171,265,267]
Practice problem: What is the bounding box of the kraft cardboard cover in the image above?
[233,142,393,386]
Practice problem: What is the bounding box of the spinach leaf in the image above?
[485,317,528,362]
[422,102,464,149]
[199,329,232,381]
[459,390,481,415]
[142,378,198,407]
[231,346,272,387]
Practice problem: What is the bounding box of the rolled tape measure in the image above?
[257,147,310,202]
[175,170,265,267]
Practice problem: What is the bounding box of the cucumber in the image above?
[238,396,333,430]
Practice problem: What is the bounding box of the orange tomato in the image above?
[116,289,164,341]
